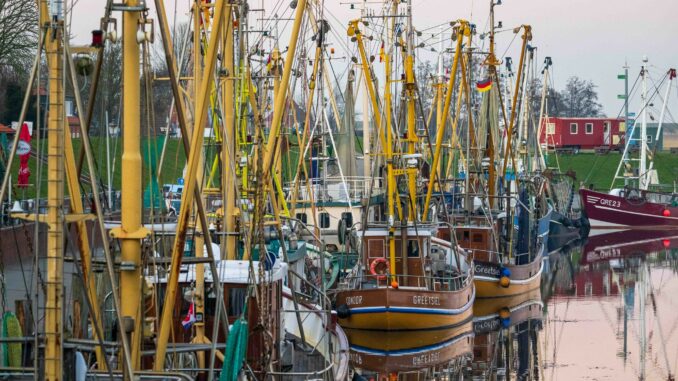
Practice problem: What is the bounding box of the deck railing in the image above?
[340,266,473,292]
[285,175,384,204]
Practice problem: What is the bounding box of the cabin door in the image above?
[603,123,610,145]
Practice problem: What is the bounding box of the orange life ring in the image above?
[370,258,390,280]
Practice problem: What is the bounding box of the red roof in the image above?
[0,123,15,134]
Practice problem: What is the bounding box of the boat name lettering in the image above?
[599,199,621,208]
[474,263,501,278]
[345,296,363,305]
[349,351,362,365]
[412,295,441,305]
[412,351,440,366]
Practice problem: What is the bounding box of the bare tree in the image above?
[0,0,38,75]
[561,76,603,117]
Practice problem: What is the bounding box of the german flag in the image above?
[476,78,492,92]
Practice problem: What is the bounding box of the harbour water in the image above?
[348,229,678,380]
[2,223,676,380]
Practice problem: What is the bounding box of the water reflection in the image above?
[347,321,473,379]
[347,230,678,380]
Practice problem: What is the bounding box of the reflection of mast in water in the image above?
[613,255,639,366]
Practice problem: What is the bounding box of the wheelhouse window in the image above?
[585,123,593,134]
[407,240,420,257]
[570,123,578,134]
[319,212,330,228]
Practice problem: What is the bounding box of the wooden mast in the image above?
[42,0,65,378]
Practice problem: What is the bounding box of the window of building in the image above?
[570,123,578,134]
[319,212,330,228]
[296,212,307,224]
[647,135,653,143]
[585,123,593,134]
[341,212,353,227]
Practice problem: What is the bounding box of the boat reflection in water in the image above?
[469,289,544,380]
[545,229,678,380]
[346,320,473,380]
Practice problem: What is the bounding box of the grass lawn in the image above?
[4,137,189,199]
[547,152,678,191]
[5,136,676,199]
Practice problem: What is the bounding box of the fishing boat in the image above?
[580,64,677,230]
[146,258,349,380]
[416,1,553,299]
[335,224,474,330]
[333,14,474,331]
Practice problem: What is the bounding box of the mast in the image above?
[384,0,397,279]
[361,0,371,195]
[116,0,145,368]
[639,56,648,190]
[404,0,417,220]
[223,3,237,261]
[422,21,467,220]
[623,62,629,179]
[43,0,65,378]
[486,0,501,205]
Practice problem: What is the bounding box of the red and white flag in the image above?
[16,123,31,188]
[182,302,196,329]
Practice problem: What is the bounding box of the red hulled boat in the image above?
[580,188,678,230]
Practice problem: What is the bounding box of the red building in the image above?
[540,117,625,151]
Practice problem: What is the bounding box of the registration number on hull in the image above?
[599,199,621,208]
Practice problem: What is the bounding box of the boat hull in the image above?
[335,285,474,331]
[474,261,543,298]
[580,188,678,229]
[474,208,549,298]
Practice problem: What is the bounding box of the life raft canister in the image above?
[370,257,390,280]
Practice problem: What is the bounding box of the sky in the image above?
[67,0,678,118]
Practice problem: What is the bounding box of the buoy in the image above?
[370,258,390,281]
[391,280,399,289]
[662,209,671,217]
[500,276,511,288]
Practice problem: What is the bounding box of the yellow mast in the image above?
[259,0,307,191]
[154,0,227,370]
[384,1,398,280]
[42,1,64,378]
[108,0,147,369]
[422,21,468,220]
[223,4,237,259]
[501,25,532,185]
[404,1,417,220]
[191,0,209,373]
